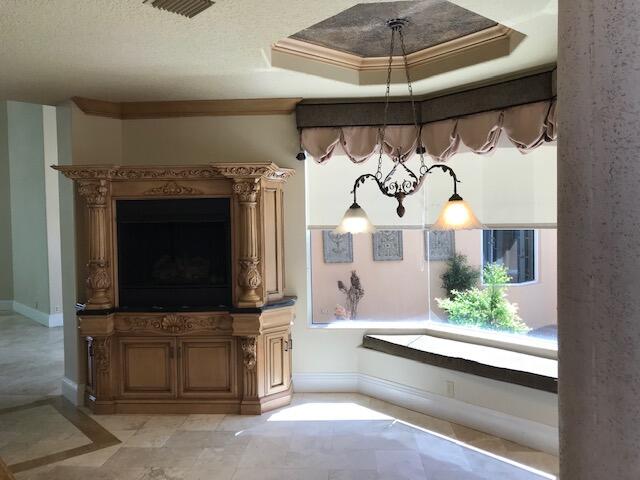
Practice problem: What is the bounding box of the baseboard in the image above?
[0,300,13,311]
[12,301,63,327]
[61,377,85,406]
[292,371,558,455]
[292,372,359,393]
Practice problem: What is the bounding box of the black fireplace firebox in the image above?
[116,198,232,310]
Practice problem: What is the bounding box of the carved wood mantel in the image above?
[54,163,295,415]
[54,163,294,310]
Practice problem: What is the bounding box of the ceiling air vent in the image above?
[143,0,215,18]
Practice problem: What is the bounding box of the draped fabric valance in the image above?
[301,99,557,164]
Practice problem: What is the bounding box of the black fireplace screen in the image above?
[116,198,232,309]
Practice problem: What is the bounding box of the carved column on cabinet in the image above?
[240,336,258,400]
[233,180,263,307]
[89,335,113,400]
[78,180,113,310]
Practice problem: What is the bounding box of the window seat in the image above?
[362,334,558,393]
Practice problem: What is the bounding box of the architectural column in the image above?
[558,1,640,478]
[233,180,263,307]
[77,179,113,310]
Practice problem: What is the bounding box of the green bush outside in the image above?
[437,263,529,334]
[441,253,480,298]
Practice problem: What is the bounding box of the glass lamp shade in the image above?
[335,203,376,234]
[432,194,482,231]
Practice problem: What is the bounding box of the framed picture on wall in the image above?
[372,230,403,261]
[425,230,455,261]
[323,230,353,263]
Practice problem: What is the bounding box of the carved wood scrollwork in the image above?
[78,180,109,205]
[232,181,260,202]
[118,314,232,334]
[92,336,112,373]
[143,181,204,196]
[240,336,257,370]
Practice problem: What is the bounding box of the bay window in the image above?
[306,138,557,345]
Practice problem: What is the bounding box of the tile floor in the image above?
[0,311,559,479]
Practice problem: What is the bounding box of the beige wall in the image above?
[311,229,430,323]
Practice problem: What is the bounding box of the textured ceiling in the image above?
[0,0,557,104]
[291,1,497,57]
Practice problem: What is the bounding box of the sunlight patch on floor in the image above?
[267,402,393,422]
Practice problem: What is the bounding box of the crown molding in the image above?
[274,24,512,72]
[271,24,518,85]
[72,97,302,119]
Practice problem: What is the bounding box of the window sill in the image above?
[310,320,557,359]
[363,334,558,393]
[310,320,432,330]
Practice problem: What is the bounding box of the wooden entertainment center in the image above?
[54,163,295,415]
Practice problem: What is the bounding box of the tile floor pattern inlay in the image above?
[0,312,559,479]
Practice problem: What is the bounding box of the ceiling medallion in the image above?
[336,19,481,235]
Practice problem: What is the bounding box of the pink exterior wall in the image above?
[310,229,430,322]
[311,229,558,330]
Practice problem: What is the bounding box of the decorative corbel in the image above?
[240,336,258,400]
[90,335,113,400]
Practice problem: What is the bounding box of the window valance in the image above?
[301,99,557,164]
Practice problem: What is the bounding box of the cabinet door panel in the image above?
[178,338,237,398]
[265,330,291,396]
[119,338,176,398]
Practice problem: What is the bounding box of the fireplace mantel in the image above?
[54,162,295,415]
[53,162,295,182]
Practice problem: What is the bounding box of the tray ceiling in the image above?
[290,1,497,58]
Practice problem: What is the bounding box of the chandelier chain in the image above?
[376,26,397,180]
[398,27,426,174]
[343,17,468,222]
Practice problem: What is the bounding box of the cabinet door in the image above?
[119,337,176,398]
[177,338,237,398]
[264,330,291,396]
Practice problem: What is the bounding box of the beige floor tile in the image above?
[180,414,225,431]
[232,468,329,480]
[328,470,379,480]
[375,450,425,479]
[124,428,176,448]
[185,465,236,480]
[89,414,152,432]
[143,415,188,430]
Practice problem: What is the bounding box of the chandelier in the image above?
[336,18,481,234]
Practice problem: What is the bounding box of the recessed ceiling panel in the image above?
[290,0,497,58]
